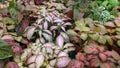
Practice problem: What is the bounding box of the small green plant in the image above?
[88,6,115,22]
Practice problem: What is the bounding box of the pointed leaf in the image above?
[42,33,52,42]
[26,27,36,40]
[56,35,64,48]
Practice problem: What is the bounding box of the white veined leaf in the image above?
[64,47,75,53]
[36,18,44,24]
[63,22,72,26]
[45,16,52,22]
[43,30,52,35]
[38,25,43,30]
[60,32,69,42]
[44,21,48,29]
[58,52,68,57]
[43,42,55,48]
[56,57,71,68]
[27,55,36,64]
[26,27,36,40]
[39,31,42,38]
[35,54,44,68]
[50,26,58,30]
[42,33,52,42]
[61,26,66,31]
[64,43,74,48]
[54,18,63,23]
[56,35,65,48]
[40,37,45,44]
[46,48,53,54]
[50,59,57,67]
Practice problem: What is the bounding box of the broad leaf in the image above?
[67,29,78,37]
[105,35,113,45]
[98,36,106,44]
[89,33,99,41]
[80,33,88,41]
[75,20,90,32]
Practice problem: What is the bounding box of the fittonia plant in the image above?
[24,1,72,43]
[68,41,120,68]
[14,34,75,68]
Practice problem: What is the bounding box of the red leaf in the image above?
[34,0,44,5]
[66,10,73,19]
[18,17,30,34]
[18,11,23,23]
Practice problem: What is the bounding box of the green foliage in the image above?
[88,6,115,22]
[8,0,18,23]
[0,40,13,59]
[2,17,15,25]
[72,0,91,20]
[72,0,119,21]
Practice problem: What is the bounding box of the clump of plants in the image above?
[68,41,120,68]
[0,0,120,68]
[24,1,72,43]
[72,0,120,22]
[67,18,120,48]
[14,34,74,68]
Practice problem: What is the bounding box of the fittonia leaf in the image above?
[0,40,13,59]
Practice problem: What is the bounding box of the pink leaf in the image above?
[76,53,85,61]
[56,57,71,68]
[99,53,107,62]
[56,35,65,48]
[1,35,14,41]
[5,62,19,68]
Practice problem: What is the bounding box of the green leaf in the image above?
[0,40,12,59]
[117,40,120,47]
[66,29,78,37]
[73,8,80,20]
[75,20,90,32]
[15,36,22,42]
[9,8,18,21]
[98,36,106,44]
[89,33,99,41]
[104,35,113,46]
[2,18,15,25]
[80,33,88,41]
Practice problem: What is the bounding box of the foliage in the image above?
[0,0,120,68]
[88,6,115,22]
[0,40,13,59]
[72,0,120,22]
[14,34,74,68]
[24,2,71,43]
[67,18,120,47]
[68,42,120,68]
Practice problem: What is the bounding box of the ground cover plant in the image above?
[0,0,120,68]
